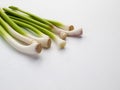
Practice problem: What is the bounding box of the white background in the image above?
[0,0,120,90]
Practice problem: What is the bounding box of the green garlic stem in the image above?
[9,6,53,26]
[11,18,51,48]
[3,8,52,30]
[8,15,56,39]
[0,8,26,35]
[0,25,42,55]
[8,6,73,32]
[0,17,33,44]
[8,15,66,48]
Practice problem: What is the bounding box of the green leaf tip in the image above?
[9,6,19,10]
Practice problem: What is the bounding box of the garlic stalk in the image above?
[0,25,42,55]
